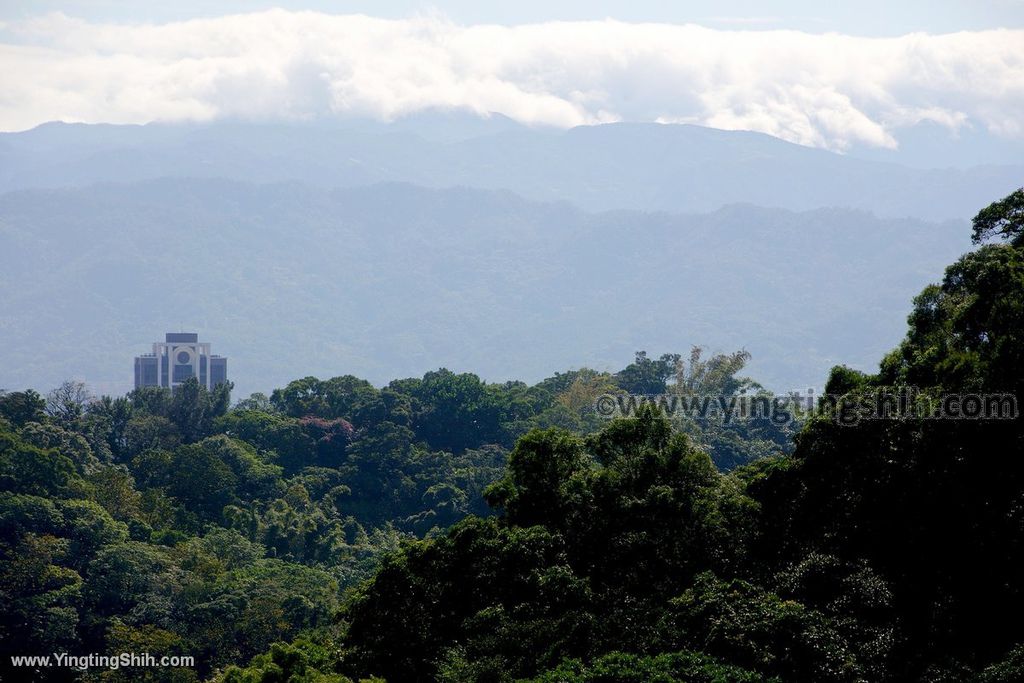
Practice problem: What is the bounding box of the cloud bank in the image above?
[1,10,1022,150]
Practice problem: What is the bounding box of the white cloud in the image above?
[702,17,784,25]
[1,10,1022,151]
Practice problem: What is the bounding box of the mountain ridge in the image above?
[0,177,969,399]
[2,119,1019,221]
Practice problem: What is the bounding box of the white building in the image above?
[134,332,227,390]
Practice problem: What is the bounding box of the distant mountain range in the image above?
[1,117,1020,221]
[0,179,970,399]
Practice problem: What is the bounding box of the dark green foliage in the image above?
[0,389,46,427]
[656,572,884,682]
[0,430,81,497]
[743,198,1024,678]
[216,409,317,473]
[6,193,1024,682]
[342,406,758,681]
[484,428,591,527]
[972,187,1024,246]
[343,517,589,682]
[271,375,379,423]
[615,351,682,394]
[404,369,507,453]
[334,195,1024,682]
[0,350,798,681]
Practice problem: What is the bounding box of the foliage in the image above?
[522,650,773,683]
[336,192,1024,682]
[972,187,1024,246]
[5,192,1023,681]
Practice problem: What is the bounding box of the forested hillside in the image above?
[0,345,789,681]
[332,192,1024,682]
[1,191,1022,681]
[0,179,968,397]
[3,2,1023,681]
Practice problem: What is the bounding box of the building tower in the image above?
[134,332,228,390]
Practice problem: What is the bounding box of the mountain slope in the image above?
[1,120,1019,221]
[0,179,969,398]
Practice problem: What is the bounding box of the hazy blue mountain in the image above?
[0,179,969,399]
[1,118,1018,221]
[845,119,1024,169]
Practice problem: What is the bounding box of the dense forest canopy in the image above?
[1,190,1022,682]
[0,343,786,680]
[336,191,1024,682]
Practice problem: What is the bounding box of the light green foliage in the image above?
[521,651,773,683]
[219,640,350,682]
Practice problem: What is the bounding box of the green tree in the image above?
[45,380,94,431]
[0,389,46,427]
[972,187,1024,246]
[615,351,682,394]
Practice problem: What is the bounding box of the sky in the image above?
[0,1,1022,152]
[3,1,1023,34]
